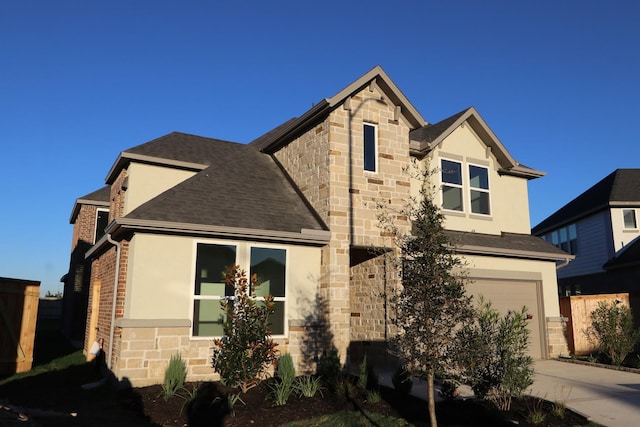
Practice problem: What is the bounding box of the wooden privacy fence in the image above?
[0,277,40,375]
[560,293,629,356]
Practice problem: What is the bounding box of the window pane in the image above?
[364,124,376,172]
[193,300,226,337]
[251,247,286,297]
[624,210,637,228]
[256,300,285,335]
[195,244,236,296]
[469,165,489,189]
[569,224,577,239]
[470,190,490,215]
[441,160,462,185]
[442,186,463,211]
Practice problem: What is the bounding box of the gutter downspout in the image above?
[556,257,571,270]
[106,233,121,370]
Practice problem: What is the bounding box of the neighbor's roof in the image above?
[250,65,427,153]
[532,169,640,235]
[604,236,640,270]
[445,230,573,262]
[69,186,110,224]
[88,132,329,252]
[410,107,545,180]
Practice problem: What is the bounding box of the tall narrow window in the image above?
[363,124,376,172]
[441,159,463,211]
[193,244,237,337]
[469,165,490,215]
[623,209,637,229]
[94,208,109,243]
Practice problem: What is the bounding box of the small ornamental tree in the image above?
[587,301,640,366]
[380,165,472,427]
[211,265,279,393]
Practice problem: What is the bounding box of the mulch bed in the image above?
[0,363,591,426]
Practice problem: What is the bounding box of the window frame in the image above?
[440,158,464,212]
[94,208,109,243]
[190,240,288,340]
[623,209,638,229]
[468,163,491,216]
[363,123,378,173]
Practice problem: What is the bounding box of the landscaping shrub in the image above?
[270,353,296,405]
[211,265,278,393]
[162,352,186,400]
[587,300,640,366]
[456,297,534,411]
[295,375,324,398]
[317,346,341,389]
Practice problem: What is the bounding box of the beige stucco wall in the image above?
[462,254,561,318]
[123,163,197,215]
[610,207,640,251]
[124,233,322,323]
[413,123,532,235]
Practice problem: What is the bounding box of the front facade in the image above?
[68,66,569,386]
[532,169,640,297]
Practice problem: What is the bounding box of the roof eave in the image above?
[452,243,575,262]
[105,152,208,184]
[70,198,110,224]
[107,218,331,246]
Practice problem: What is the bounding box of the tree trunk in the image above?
[427,368,437,427]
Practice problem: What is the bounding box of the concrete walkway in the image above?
[530,360,640,427]
[378,360,640,426]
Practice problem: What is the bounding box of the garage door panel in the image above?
[466,280,544,359]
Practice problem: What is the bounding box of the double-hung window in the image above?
[193,243,287,337]
[441,159,463,211]
[469,165,490,215]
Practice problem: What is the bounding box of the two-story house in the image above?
[67,66,570,386]
[532,169,640,301]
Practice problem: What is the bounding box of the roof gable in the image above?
[70,186,110,224]
[250,65,427,153]
[119,139,327,237]
[533,169,640,234]
[409,107,544,180]
[106,132,242,184]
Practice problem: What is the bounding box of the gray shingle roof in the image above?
[122,133,327,234]
[410,108,469,144]
[445,230,571,260]
[70,186,110,224]
[532,169,640,234]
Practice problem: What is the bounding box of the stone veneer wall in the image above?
[546,316,569,358]
[273,85,412,366]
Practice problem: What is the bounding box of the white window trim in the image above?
[190,239,288,340]
[363,123,378,173]
[468,162,491,216]
[94,208,109,244]
[440,157,464,213]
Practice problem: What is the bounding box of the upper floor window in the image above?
[441,159,463,211]
[363,124,377,172]
[193,243,287,337]
[94,208,109,243]
[542,223,578,254]
[623,209,637,229]
[469,165,490,215]
[440,159,491,215]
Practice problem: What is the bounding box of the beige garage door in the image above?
[466,279,545,359]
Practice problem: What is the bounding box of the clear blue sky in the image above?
[2,1,639,296]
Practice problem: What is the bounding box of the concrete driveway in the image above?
[531,360,640,427]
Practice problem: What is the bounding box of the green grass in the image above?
[0,349,86,386]
[281,410,418,427]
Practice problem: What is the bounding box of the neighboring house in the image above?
[61,186,110,342]
[68,66,570,386]
[532,169,640,302]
